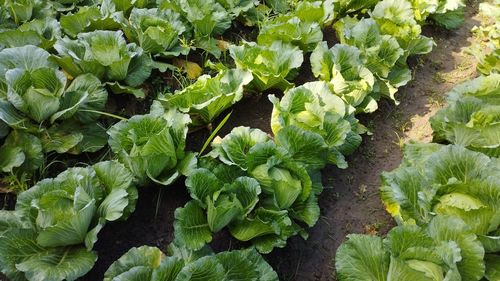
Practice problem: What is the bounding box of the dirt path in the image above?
[265,6,482,281]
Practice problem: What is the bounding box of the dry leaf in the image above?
[173,58,203,79]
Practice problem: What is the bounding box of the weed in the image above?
[354,184,368,201]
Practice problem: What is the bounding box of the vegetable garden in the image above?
[0,0,498,280]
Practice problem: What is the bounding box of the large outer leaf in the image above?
[185,168,222,208]
[6,67,66,123]
[0,130,42,173]
[228,207,293,245]
[0,100,32,130]
[59,5,124,38]
[336,234,389,281]
[103,246,163,281]
[0,228,97,281]
[0,45,57,74]
[174,201,212,250]
[207,194,241,232]
[427,216,485,281]
[54,74,108,123]
[485,254,500,281]
[216,248,278,281]
[274,125,328,170]
[36,199,97,248]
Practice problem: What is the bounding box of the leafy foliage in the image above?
[371,0,434,57]
[381,144,500,235]
[229,41,303,91]
[52,30,153,97]
[310,42,376,112]
[0,161,138,281]
[468,1,500,75]
[174,126,323,253]
[122,8,188,56]
[107,105,195,186]
[103,244,278,281]
[410,0,466,29]
[256,1,329,52]
[0,46,108,188]
[337,215,485,281]
[270,81,364,168]
[334,17,410,106]
[158,69,253,126]
[430,74,500,157]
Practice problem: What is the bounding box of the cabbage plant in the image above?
[229,41,303,91]
[107,106,195,186]
[158,69,253,126]
[411,0,466,29]
[334,17,410,106]
[430,74,500,157]
[0,46,108,184]
[336,215,486,281]
[381,143,500,251]
[160,0,232,56]
[310,42,376,112]
[103,244,278,281]
[372,0,434,57]
[122,8,188,56]
[469,2,499,75]
[174,126,324,253]
[257,16,322,52]
[0,161,138,281]
[59,5,125,37]
[270,81,364,168]
[0,18,61,50]
[53,30,153,97]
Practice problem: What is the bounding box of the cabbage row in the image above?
[335,12,500,278]
[0,0,469,280]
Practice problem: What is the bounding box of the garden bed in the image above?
[79,5,481,280]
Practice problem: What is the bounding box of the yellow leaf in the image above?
[384,202,401,217]
[173,58,203,79]
[217,39,230,51]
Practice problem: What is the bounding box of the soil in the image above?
[0,5,482,281]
